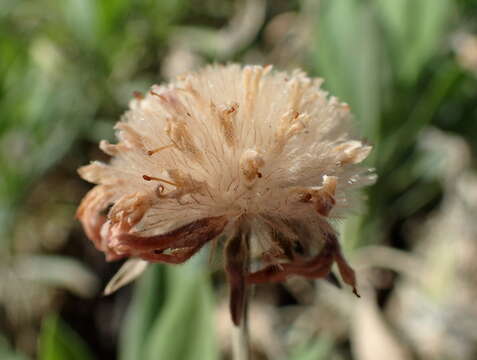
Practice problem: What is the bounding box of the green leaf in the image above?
[311,0,383,142]
[380,61,462,166]
[375,0,453,83]
[38,314,94,360]
[119,264,167,360]
[143,263,218,360]
[58,0,98,48]
[145,0,189,38]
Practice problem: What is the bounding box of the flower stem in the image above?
[232,301,251,360]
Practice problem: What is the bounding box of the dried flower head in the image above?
[77,64,375,325]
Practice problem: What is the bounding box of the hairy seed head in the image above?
[77,64,376,324]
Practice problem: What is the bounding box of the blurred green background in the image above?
[1,0,477,359]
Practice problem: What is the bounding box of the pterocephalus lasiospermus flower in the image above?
[77,64,376,325]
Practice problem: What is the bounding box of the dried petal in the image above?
[113,216,228,256]
[225,230,249,326]
[103,258,148,295]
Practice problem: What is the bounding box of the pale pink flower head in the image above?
[77,64,375,325]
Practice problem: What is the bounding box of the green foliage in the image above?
[375,0,453,84]
[0,0,192,251]
[119,264,167,360]
[120,262,218,360]
[38,314,95,360]
[312,0,383,141]
[143,264,218,360]
[289,337,334,360]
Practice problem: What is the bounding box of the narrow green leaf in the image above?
[380,61,462,166]
[58,0,98,48]
[38,314,94,360]
[375,0,452,83]
[143,263,218,360]
[119,264,166,360]
[146,0,189,38]
[312,0,383,142]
